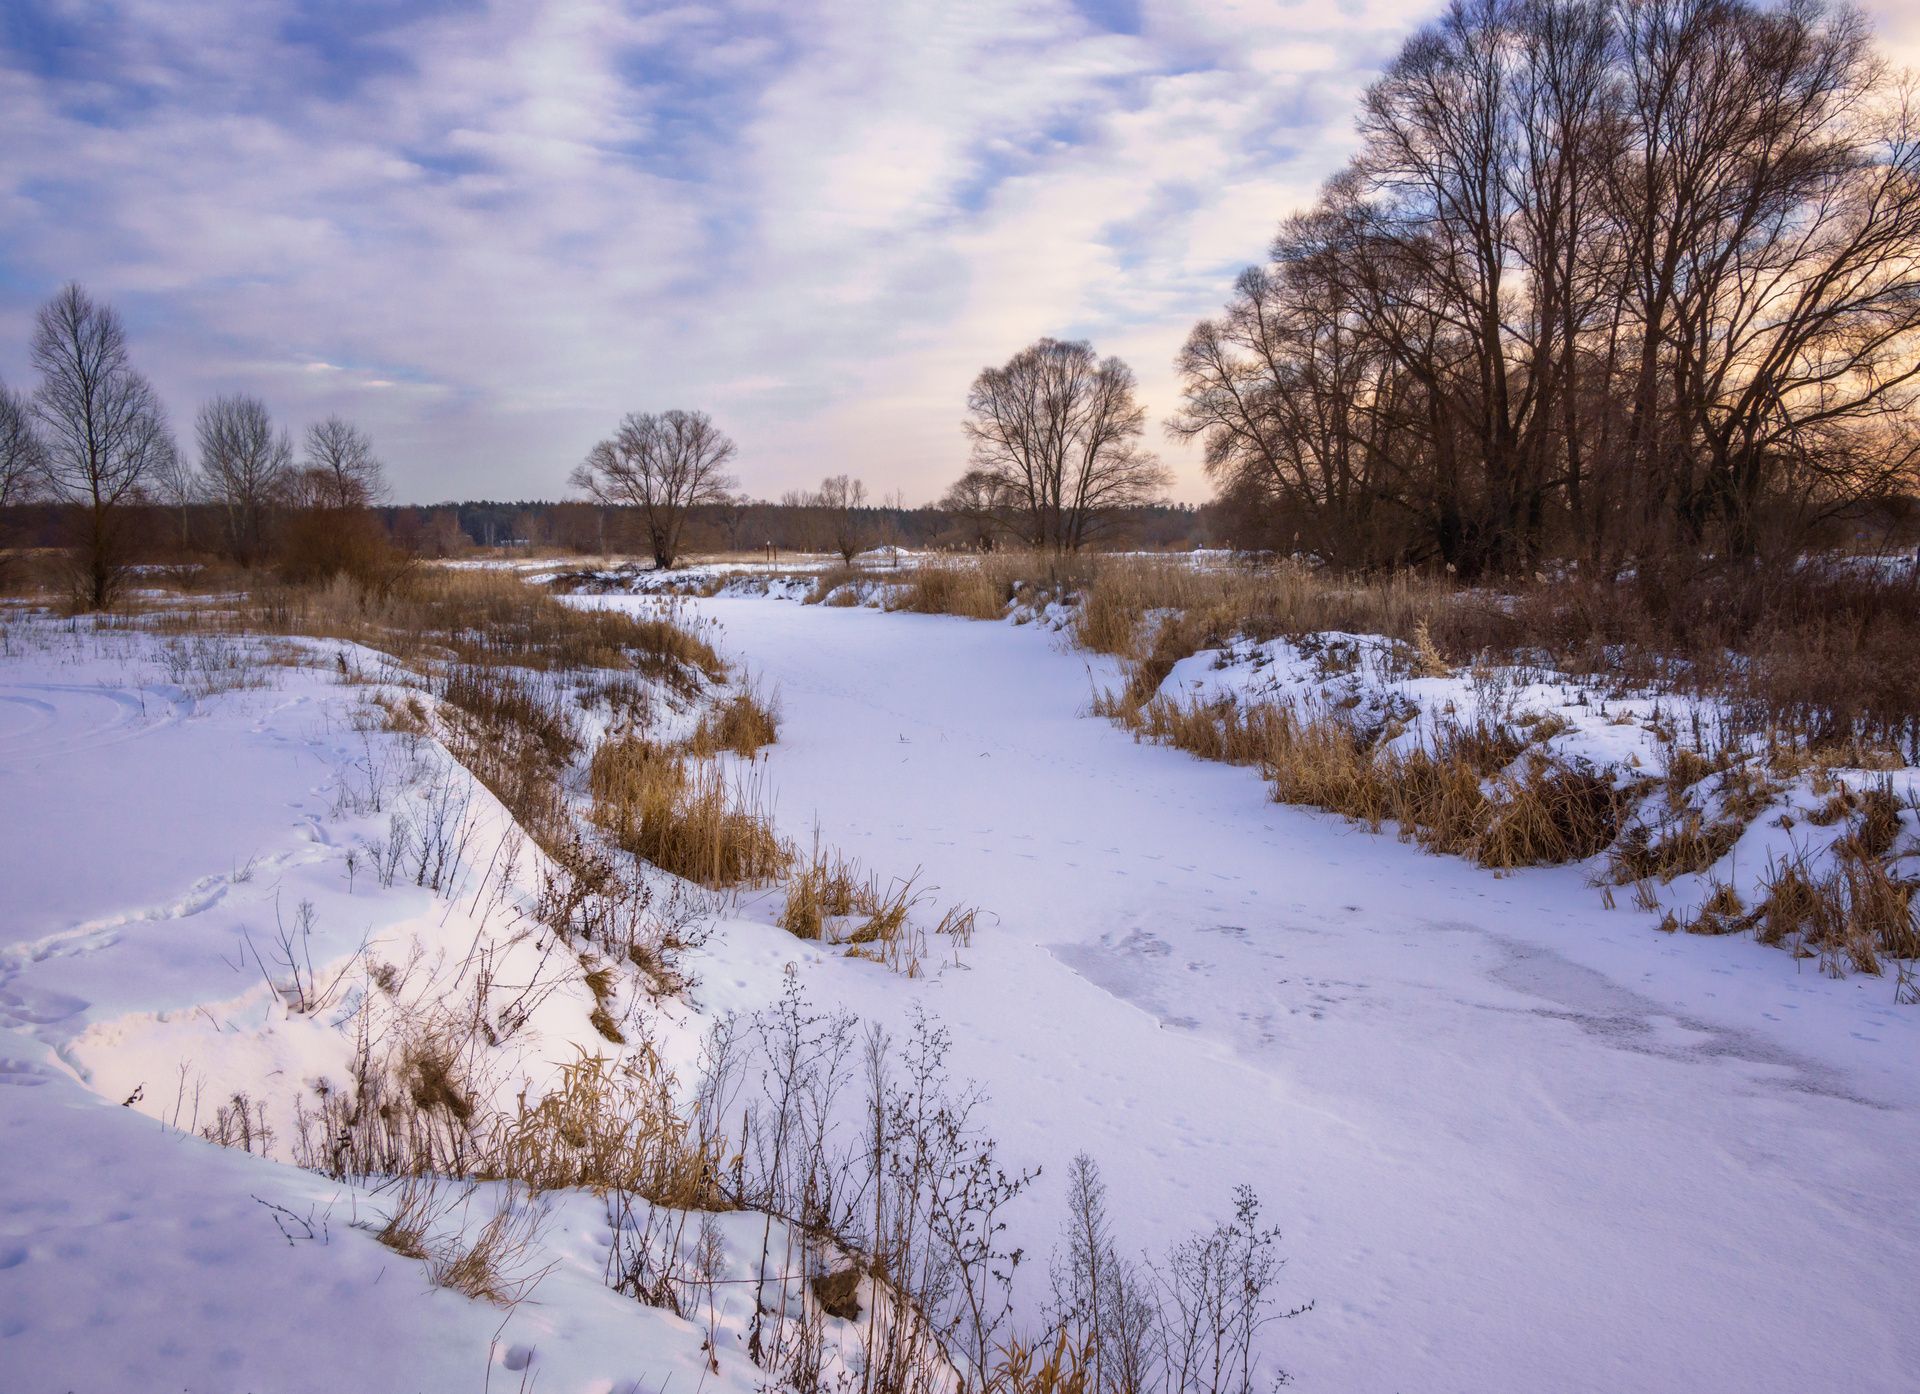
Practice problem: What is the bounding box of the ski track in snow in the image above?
[592,592,1920,1394]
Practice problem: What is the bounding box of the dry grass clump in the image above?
[992,1334,1094,1394]
[884,550,1100,620]
[1751,852,1918,972]
[370,1177,437,1261]
[779,840,976,974]
[435,664,581,770]
[483,1051,724,1208]
[1685,881,1748,935]
[425,665,577,857]
[1100,693,1278,767]
[687,683,780,757]
[1608,812,1747,884]
[582,963,625,1043]
[1476,757,1625,866]
[1832,780,1906,861]
[803,564,865,606]
[887,560,1010,620]
[779,844,869,940]
[368,1182,553,1308]
[590,736,791,888]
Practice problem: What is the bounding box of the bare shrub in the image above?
[161,633,267,698]
[293,1001,490,1182]
[202,1092,274,1155]
[1159,1184,1307,1394]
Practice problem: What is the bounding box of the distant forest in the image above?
[0,496,1219,562]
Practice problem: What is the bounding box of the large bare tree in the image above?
[938,468,1021,551]
[1177,0,1920,572]
[570,409,739,569]
[198,394,293,567]
[961,338,1169,551]
[0,380,43,509]
[30,283,178,609]
[299,415,387,510]
[814,473,869,562]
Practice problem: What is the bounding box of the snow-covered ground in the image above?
[593,593,1920,1392]
[0,617,792,1393]
[3,591,1917,1391]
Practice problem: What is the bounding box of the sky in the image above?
[2,0,1917,506]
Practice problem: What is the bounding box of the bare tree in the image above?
[570,409,739,569]
[149,438,200,552]
[198,394,293,567]
[0,380,43,509]
[30,283,178,609]
[939,468,1019,551]
[713,493,754,552]
[1179,0,1920,572]
[300,415,387,510]
[963,338,1169,551]
[814,473,869,562]
[1159,1186,1304,1394]
[777,488,825,553]
[0,381,44,587]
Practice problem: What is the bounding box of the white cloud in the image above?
[3,0,1908,504]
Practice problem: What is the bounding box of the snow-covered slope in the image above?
[0,616,779,1392]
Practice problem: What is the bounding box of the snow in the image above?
[592,594,1920,1392]
[0,615,771,1393]
[3,591,1917,1392]
[1156,631,1920,928]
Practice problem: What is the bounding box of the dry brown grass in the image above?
[776,837,977,974]
[483,1051,724,1208]
[1608,812,1747,884]
[1685,881,1748,935]
[589,736,791,888]
[779,842,868,940]
[158,567,727,696]
[889,551,1920,761]
[687,683,780,758]
[886,560,1009,620]
[423,1187,552,1307]
[369,1176,439,1260]
[1110,689,1625,870]
[993,1334,1094,1394]
[1751,851,1919,971]
[803,564,865,606]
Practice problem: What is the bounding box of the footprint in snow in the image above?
[0,986,89,1027]
[0,1058,55,1087]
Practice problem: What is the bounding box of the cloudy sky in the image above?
[2,0,1916,505]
